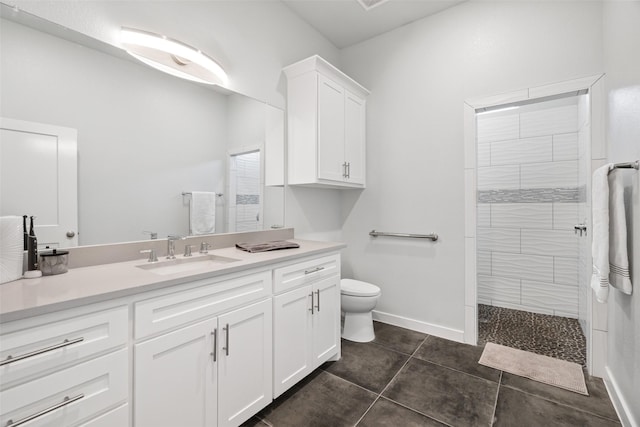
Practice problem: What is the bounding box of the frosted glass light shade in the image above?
[120,28,228,86]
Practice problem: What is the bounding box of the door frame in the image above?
[462,74,607,377]
[0,117,78,247]
[226,145,264,233]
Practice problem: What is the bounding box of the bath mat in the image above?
[479,342,588,395]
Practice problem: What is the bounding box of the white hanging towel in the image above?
[591,166,633,303]
[0,216,24,284]
[190,191,216,235]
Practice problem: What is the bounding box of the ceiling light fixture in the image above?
[120,27,228,87]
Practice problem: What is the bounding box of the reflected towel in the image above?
[190,191,216,235]
[1,216,24,284]
[591,166,633,303]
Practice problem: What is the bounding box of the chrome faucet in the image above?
[167,235,184,259]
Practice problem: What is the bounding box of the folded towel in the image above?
[591,165,633,303]
[236,240,300,253]
[190,192,216,235]
[591,165,610,302]
[608,169,632,295]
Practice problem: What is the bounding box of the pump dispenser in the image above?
[23,216,42,278]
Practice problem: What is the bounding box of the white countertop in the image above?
[0,239,345,322]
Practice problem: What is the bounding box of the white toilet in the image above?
[340,279,381,342]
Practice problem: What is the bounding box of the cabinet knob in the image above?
[66,230,76,238]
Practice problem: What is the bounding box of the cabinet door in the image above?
[273,285,313,397]
[317,74,345,182]
[217,299,273,427]
[135,319,217,427]
[312,276,340,367]
[344,90,366,185]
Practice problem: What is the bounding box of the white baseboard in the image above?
[372,310,465,343]
[604,367,638,427]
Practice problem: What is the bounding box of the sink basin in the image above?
[136,254,240,276]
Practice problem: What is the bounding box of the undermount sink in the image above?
[137,254,240,276]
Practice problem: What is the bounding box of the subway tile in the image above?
[490,136,552,165]
[492,301,554,316]
[553,133,579,161]
[521,280,579,316]
[477,227,521,253]
[492,252,554,282]
[521,160,578,189]
[553,203,579,230]
[554,309,579,319]
[554,257,579,286]
[477,113,519,143]
[520,105,578,138]
[477,251,491,276]
[477,143,491,167]
[477,165,520,190]
[478,275,521,305]
[521,229,579,257]
[477,205,491,228]
[491,203,552,229]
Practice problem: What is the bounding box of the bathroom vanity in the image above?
[0,237,344,427]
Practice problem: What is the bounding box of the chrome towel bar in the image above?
[182,191,223,197]
[609,160,639,171]
[369,230,438,241]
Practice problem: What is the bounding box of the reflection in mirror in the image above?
[0,5,285,247]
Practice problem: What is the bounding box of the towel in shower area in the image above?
[190,191,216,235]
[591,166,633,303]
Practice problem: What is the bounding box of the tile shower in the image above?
[476,95,590,323]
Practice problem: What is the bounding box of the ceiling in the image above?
[281,0,466,49]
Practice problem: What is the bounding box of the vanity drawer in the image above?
[135,270,271,339]
[0,305,128,386]
[0,348,128,427]
[274,254,339,294]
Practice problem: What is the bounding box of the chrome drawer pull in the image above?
[309,293,314,315]
[6,394,84,426]
[0,337,84,367]
[223,324,230,356]
[315,289,320,312]
[211,329,217,362]
[304,266,324,275]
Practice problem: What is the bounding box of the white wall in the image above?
[339,1,604,332]
[603,2,640,424]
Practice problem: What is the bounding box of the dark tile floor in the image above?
[244,321,620,427]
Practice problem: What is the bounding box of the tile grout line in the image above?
[353,335,431,426]
[500,383,621,423]
[491,370,503,426]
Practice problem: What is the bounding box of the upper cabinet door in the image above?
[317,75,346,183]
[0,118,78,248]
[344,91,366,186]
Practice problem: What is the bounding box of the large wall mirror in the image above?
[0,4,285,247]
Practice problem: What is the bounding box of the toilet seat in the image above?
[341,279,381,297]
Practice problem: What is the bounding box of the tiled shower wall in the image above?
[476,96,588,318]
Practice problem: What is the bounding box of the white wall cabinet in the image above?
[284,55,369,189]
[273,256,341,397]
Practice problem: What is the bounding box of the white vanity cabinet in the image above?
[272,254,341,397]
[0,305,129,427]
[284,55,369,188]
[134,271,272,427]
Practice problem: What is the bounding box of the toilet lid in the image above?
[341,279,381,297]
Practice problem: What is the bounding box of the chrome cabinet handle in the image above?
[304,266,324,275]
[342,162,347,178]
[0,337,84,366]
[223,324,230,356]
[346,162,351,179]
[315,289,320,312]
[214,329,218,361]
[5,394,84,426]
[309,293,314,315]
